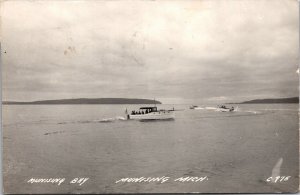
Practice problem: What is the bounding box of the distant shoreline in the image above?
[2,98,162,105]
[227,97,299,104]
[2,97,299,105]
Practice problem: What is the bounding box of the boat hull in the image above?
[216,108,234,112]
[128,111,175,120]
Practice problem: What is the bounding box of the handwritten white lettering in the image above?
[115,176,170,184]
[70,178,89,186]
[174,176,208,182]
[27,177,89,186]
[27,178,65,185]
[266,176,291,183]
[115,176,208,184]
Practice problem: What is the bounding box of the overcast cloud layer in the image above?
[2,0,299,104]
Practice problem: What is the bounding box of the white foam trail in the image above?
[194,107,205,110]
[205,107,217,110]
[115,116,127,120]
[244,110,259,114]
[99,118,115,122]
[98,116,127,122]
[258,109,296,111]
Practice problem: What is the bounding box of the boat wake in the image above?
[243,110,260,114]
[58,116,127,124]
[98,116,127,123]
[206,107,218,110]
[193,107,205,110]
[192,106,262,115]
[192,107,217,110]
[139,118,175,122]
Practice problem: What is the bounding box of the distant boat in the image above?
[126,106,175,120]
[190,105,199,109]
[216,105,235,112]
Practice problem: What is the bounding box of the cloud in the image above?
[2,0,299,103]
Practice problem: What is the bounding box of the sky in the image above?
[2,0,299,104]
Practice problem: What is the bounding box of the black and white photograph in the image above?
[1,0,299,194]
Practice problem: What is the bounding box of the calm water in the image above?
[2,104,299,193]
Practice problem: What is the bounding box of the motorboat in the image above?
[189,105,199,109]
[216,105,235,112]
[126,106,175,120]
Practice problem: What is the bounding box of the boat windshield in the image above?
[139,107,157,112]
[130,107,158,115]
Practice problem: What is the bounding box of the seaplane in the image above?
[125,106,175,121]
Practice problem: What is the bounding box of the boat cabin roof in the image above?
[139,107,157,110]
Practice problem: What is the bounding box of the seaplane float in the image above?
[125,106,175,120]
